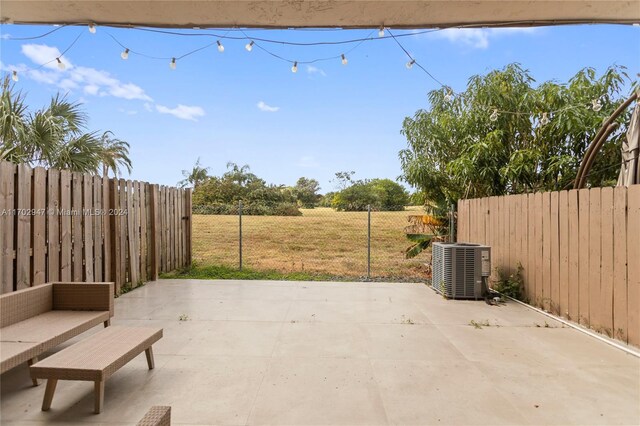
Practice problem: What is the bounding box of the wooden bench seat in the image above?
[30,326,163,414]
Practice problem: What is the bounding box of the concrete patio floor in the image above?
[1,279,638,425]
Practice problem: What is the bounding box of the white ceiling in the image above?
[1,1,639,28]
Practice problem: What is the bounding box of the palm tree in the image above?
[99,131,132,178]
[1,76,130,175]
[179,158,209,188]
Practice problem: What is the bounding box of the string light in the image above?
[11,70,18,82]
[217,41,224,52]
[56,57,65,70]
[406,59,415,69]
[341,54,348,65]
[378,26,385,37]
[169,57,177,69]
[490,109,499,122]
[540,112,550,125]
[291,61,298,73]
[120,48,129,60]
[591,99,602,112]
[245,41,254,51]
[88,23,96,34]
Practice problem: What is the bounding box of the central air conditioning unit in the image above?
[431,242,491,300]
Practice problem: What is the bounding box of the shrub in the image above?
[493,263,524,301]
[193,202,301,216]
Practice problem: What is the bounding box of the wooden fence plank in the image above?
[118,179,128,285]
[32,167,47,285]
[558,191,569,319]
[613,186,628,342]
[59,171,72,281]
[0,162,16,293]
[534,192,543,308]
[110,179,122,293]
[72,173,83,282]
[568,190,580,322]
[149,185,160,280]
[526,194,535,303]
[47,169,60,282]
[542,192,551,312]
[93,176,103,282]
[626,185,640,347]
[600,187,614,337]
[127,180,139,287]
[550,191,560,315]
[16,164,32,290]
[588,189,602,330]
[140,183,148,282]
[83,175,94,281]
[578,188,590,326]
[102,176,111,282]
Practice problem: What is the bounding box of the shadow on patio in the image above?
[1,279,638,425]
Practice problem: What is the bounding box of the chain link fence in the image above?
[192,203,453,281]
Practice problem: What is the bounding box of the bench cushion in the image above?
[0,341,43,372]
[31,326,163,381]
[1,310,109,351]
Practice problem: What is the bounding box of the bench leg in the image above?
[94,380,105,414]
[27,357,40,386]
[104,319,111,327]
[145,346,155,370]
[42,379,58,411]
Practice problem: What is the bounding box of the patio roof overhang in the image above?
[1,0,639,29]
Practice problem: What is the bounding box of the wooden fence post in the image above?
[185,188,192,266]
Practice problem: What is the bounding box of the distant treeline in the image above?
[182,161,409,216]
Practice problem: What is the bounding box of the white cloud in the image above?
[143,103,153,112]
[432,27,538,49]
[22,44,72,69]
[58,78,79,91]
[11,44,152,102]
[306,65,327,77]
[83,84,100,95]
[257,101,279,112]
[155,104,205,121]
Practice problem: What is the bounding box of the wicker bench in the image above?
[30,326,163,414]
[137,406,171,426]
[0,282,114,385]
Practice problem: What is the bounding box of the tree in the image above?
[331,178,408,211]
[99,131,132,178]
[331,171,355,190]
[179,157,209,189]
[294,177,321,208]
[0,76,131,175]
[399,64,632,207]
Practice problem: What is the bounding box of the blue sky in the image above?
[1,24,639,193]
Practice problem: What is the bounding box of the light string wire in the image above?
[2,23,616,118]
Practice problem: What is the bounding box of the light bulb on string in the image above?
[56,58,65,70]
[245,41,254,52]
[291,61,298,73]
[169,58,177,70]
[11,70,18,82]
[489,109,499,122]
[217,41,224,53]
[120,48,129,60]
[406,59,415,69]
[88,23,96,34]
[540,112,550,126]
[378,26,385,37]
[591,99,602,112]
[341,54,348,65]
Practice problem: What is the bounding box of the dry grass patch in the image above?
[192,207,430,280]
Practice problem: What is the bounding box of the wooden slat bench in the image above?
[30,326,163,414]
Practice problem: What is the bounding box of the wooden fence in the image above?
[0,161,192,295]
[457,185,639,347]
